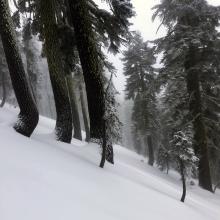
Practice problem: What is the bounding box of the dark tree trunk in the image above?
[147,135,154,166]
[185,47,213,192]
[166,160,169,174]
[79,83,90,142]
[0,0,39,136]
[40,0,72,143]
[66,74,82,141]
[100,120,106,168]
[179,159,186,202]
[68,0,105,139]
[0,71,6,107]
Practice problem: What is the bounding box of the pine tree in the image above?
[100,64,122,167]
[152,0,220,191]
[169,131,198,202]
[122,32,159,165]
[39,0,73,143]
[67,0,105,140]
[0,0,39,136]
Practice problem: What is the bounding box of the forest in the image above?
[0,0,220,217]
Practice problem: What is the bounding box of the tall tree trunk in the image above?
[68,0,105,139]
[66,74,82,141]
[185,47,213,192]
[40,0,72,143]
[0,0,38,136]
[0,71,6,107]
[179,159,186,202]
[79,83,90,142]
[147,135,154,166]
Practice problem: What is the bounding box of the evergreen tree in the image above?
[169,131,198,202]
[153,0,220,191]
[122,32,159,165]
[39,0,73,143]
[100,63,122,167]
[67,0,106,140]
[0,0,39,137]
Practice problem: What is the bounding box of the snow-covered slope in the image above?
[0,106,219,220]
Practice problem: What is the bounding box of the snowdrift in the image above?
[0,106,219,220]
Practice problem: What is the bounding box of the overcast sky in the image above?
[97,0,220,99]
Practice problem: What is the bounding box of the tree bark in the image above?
[68,0,105,139]
[40,0,72,143]
[66,74,82,141]
[179,159,186,202]
[185,47,213,192]
[0,71,6,107]
[100,120,106,168]
[0,0,38,136]
[147,135,154,166]
[79,83,90,142]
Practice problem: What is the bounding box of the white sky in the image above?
[93,0,220,99]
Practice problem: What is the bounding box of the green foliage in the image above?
[122,32,159,155]
[169,131,198,175]
[153,0,220,183]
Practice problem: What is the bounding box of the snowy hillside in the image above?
[0,106,219,220]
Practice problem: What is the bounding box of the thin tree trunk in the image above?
[100,120,106,168]
[66,74,82,141]
[40,0,72,143]
[147,135,154,166]
[166,161,169,174]
[185,47,213,192]
[179,159,186,202]
[0,0,38,136]
[79,83,90,142]
[0,71,6,107]
[68,0,105,139]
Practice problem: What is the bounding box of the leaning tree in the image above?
[0,0,39,136]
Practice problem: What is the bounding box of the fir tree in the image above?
[39,0,73,143]
[153,0,220,191]
[122,32,159,165]
[169,131,198,202]
[0,0,39,136]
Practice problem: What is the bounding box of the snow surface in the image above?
[0,105,219,220]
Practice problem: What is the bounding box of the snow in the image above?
[0,105,219,220]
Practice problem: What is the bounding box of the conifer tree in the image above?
[0,0,39,136]
[122,32,158,165]
[153,0,220,191]
[67,0,105,139]
[39,0,73,143]
[169,131,198,202]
